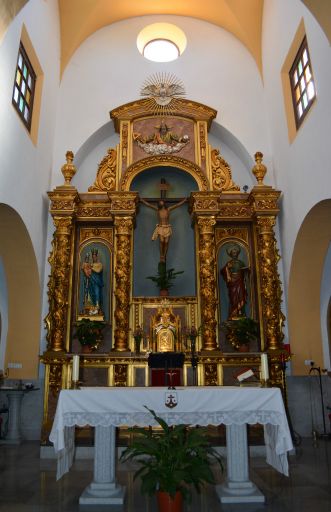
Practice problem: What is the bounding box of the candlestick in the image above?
[260,353,269,381]
[72,355,80,382]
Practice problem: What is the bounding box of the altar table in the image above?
[50,386,293,504]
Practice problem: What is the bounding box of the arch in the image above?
[288,200,331,375]
[0,204,40,378]
[120,155,208,191]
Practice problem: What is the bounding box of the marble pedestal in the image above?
[79,425,125,505]
[216,424,265,503]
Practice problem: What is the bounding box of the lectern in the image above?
[148,352,185,387]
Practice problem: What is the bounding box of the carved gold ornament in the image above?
[197,216,218,351]
[45,217,73,352]
[256,216,285,351]
[215,227,249,247]
[120,155,208,192]
[80,228,113,247]
[89,148,117,192]
[211,149,240,192]
[113,217,134,351]
[252,152,267,186]
[61,151,76,186]
[140,73,186,115]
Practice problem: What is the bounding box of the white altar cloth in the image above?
[50,386,293,480]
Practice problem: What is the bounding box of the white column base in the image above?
[217,424,265,504]
[79,482,125,505]
[216,481,265,503]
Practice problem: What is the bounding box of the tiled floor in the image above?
[0,439,331,511]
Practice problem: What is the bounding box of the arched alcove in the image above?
[0,204,40,378]
[288,199,331,374]
[131,167,198,297]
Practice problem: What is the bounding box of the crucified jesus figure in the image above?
[140,197,187,263]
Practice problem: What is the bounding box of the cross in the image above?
[159,178,169,199]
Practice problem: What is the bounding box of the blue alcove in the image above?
[131,166,198,297]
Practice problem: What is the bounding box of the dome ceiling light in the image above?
[137,23,187,63]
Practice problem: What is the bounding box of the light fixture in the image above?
[137,23,187,63]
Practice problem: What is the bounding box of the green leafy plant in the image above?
[120,406,223,502]
[147,267,184,291]
[221,317,259,348]
[75,318,105,347]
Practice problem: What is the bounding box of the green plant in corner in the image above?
[120,406,223,506]
[75,318,105,350]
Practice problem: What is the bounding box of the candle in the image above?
[261,353,269,380]
[72,355,80,382]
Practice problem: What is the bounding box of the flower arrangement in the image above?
[183,326,203,353]
[132,325,144,353]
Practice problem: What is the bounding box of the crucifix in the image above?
[140,178,187,264]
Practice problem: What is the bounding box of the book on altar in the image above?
[235,367,255,382]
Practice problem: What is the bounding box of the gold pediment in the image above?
[110,98,217,131]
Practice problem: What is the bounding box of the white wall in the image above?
[52,15,271,188]
[0,0,61,278]
[0,257,8,370]
[262,0,331,285]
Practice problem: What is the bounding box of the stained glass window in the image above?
[12,43,36,131]
[289,37,316,129]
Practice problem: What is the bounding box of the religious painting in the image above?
[132,117,195,163]
[77,241,111,323]
[218,240,252,323]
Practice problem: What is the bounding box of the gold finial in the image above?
[252,151,267,186]
[61,151,76,186]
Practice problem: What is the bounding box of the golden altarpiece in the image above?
[40,97,287,443]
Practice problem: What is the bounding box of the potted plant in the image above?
[147,266,184,296]
[221,316,259,352]
[75,318,105,353]
[120,407,223,512]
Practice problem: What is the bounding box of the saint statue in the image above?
[140,197,187,263]
[81,248,104,316]
[220,243,249,320]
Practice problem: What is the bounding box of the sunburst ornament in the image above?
[140,73,186,115]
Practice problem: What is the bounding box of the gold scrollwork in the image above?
[199,123,206,160]
[211,149,240,192]
[204,363,218,386]
[108,192,138,212]
[80,228,113,247]
[218,203,252,218]
[256,216,285,351]
[45,217,73,352]
[76,206,112,218]
[120,155,208,192]
[114,364,128,386]
[197,217,218,351]
[113,217,134,351]
[122,123,128,164]
[88,148,117,192]
[190,192,221,214]
[215,227,249,249]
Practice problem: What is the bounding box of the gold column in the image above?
[110,192,138,352]
[45,152,78,352]
[191,192,220,351]
[250,153,284,352]
[255,216,284,351]
[197,216,218,351]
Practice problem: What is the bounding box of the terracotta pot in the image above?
[157,491,183,512]
[81,344,92,354]
[160,289,169,297]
